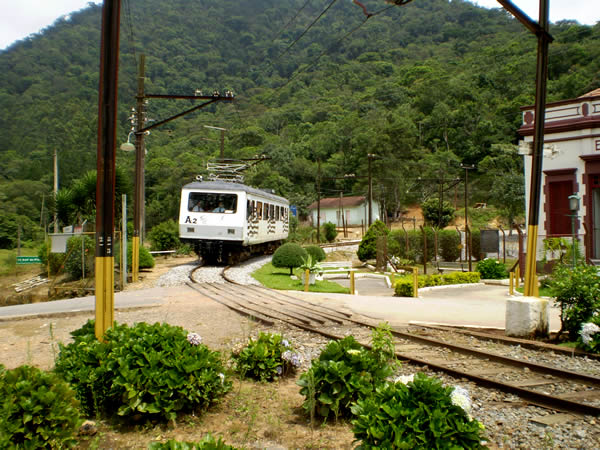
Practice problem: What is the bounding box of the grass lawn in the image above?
[252,263,350,294]
[0,248,41,276]
[515,285,554,297]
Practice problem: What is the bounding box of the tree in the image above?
[421,198,455,228]
[357,220,389,262]
[272,243,307,275]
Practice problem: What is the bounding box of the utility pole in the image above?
[204,125,226,160]
[53,149,58,233]
[317,160,321,242]
[367,154,377,226]
[461,164,475,271]
[132,54,145,283]
[95,0,121,341]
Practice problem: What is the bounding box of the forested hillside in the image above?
[1,0,599,244]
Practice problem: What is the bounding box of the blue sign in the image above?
[290,205,298,217]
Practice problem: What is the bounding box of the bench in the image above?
[435,261,468,274]
[317,261,356,278]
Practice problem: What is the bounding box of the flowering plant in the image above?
[232,332,302,381]
[580,321,600,353]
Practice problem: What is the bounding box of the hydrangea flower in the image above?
[186,332,202,346]
[282,351,303,368]
[580,322,600,345]
[393,374,415,384]
[282,339,290,348]
[451,386,473,421]
[275,366,283,375]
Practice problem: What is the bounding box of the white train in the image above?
[179,180,289,264]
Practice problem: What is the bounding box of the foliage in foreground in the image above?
[395,272,481,297]
[148,219,181,251]
[54,320,230,422]
[148,434,238,450]
[232,332,302,382]
[0,364,82,448]
[303,244,326,263]
[549,263,600,340]
[351,373,486,449]
[297,324,397,421]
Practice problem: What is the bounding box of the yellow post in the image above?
[95,256,114,341]
[304,269,309,292]
[509,272,514,295]
[350,270,355,295]
[131,236,139,282]
[412,267,419,298]
[523,225,539,297]
[533,274,539,297]
[515,265,520,289]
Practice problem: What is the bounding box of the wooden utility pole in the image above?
[95,0,121,341]
[53,149,58,233]
[461,164,474,271]
[316,160,321,242]
[132,54,145,283]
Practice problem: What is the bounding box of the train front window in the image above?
[188,193,237,213]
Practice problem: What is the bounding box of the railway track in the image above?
[187,262,600,417]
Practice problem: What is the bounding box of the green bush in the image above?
[272,242,307,275]
[0,365,82,448]
[127,244,155,269]
[64,235,95,279]
[55,320,230,422]
[394,272,480,297]
[304,245,326,262]
[232,332,301,381]
[322,222,338,243]
[297,325,397,421]
[148,434,238,450]
[421,198,455,228]
[476,258,507,279]
[148,219,181,251]
[439,229,461,262]
[388,228,435,265]
[549,263,600,340]
[357,220,390,262]
[351,373,485,449]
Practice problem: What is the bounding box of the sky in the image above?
[0,0,599,51]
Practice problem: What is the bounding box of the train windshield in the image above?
[188,193,237,213]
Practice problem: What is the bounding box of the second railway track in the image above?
[188,262,600,417]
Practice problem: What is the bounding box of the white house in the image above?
[307,196,380,227]
[519,88,600,262]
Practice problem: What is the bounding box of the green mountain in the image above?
[0,0,599,243]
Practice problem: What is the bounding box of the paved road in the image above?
[0,279,561,332]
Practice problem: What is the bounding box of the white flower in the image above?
[186,332,202,345]
[275,366,283,375]
[282,339,290,348]
[393,374,414,385]
[580,322,600,345]
[451,386,473,421]
[218,373,225,384]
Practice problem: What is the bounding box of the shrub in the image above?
[127,244,155,269]
[351,373,486,449]
[549,263,600,340]
[322,222,338,243]
[476,258,508,279]
[394,272,480,297]
[297,325,397,421]
[64,235,95,279]
[232,332,302,381]
[55,320,230,422]
[421,198,455,228]
[304,245,326,262]
[148,434,238,450]
[439,229,461,262]
[148,219,181,251]
[357,220,389,262]
[272,242,307,275]
[0,365,82,448]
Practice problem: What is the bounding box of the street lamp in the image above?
[120,131,135,152]
[568,194,580,268]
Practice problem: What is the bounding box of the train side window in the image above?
[257,202,263,219]
[247,200,252,218]
[263,203,269,220]
[270,204,275,220]
[276,206,280,220]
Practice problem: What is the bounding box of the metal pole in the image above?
[524,0,550,297]
[571,214,576,268]
[368,154,373,226]
[122,194,127,287]
[132,54,145,283]
[462,165,474,271]
[53,149,58,233]
[95,0,121,341]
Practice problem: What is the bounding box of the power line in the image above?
[271,0,313,43]
[123,0,138,70]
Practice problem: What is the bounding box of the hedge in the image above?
[394,272,480,297]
